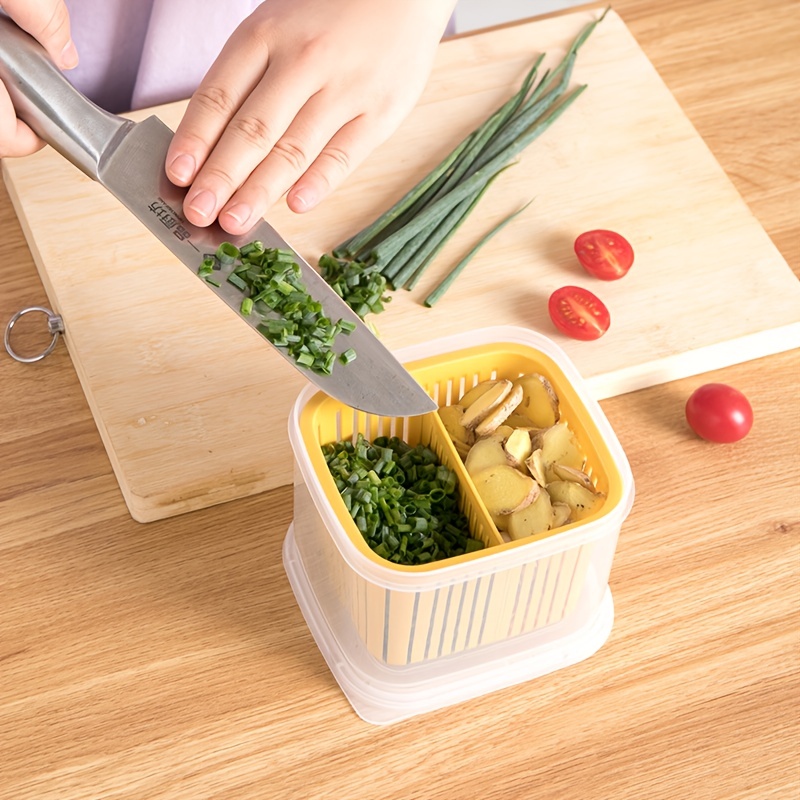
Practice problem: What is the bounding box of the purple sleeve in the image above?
[64,0,259,112]
[131,0,262,110]
[65,0,455,113]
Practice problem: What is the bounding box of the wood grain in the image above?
[1,1,798,798]
[3,7,799,522]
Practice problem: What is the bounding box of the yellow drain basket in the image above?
[285,326,634,723]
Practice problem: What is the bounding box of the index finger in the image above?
[170,45,325,226]
[165,21,277,187]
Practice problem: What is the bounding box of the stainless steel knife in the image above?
[0,13,436,417]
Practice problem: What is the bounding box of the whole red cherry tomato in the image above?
[685,383,753,442]
[574,230,634,280]
[548,286,610,341]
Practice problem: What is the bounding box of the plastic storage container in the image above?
[283,326,634,724]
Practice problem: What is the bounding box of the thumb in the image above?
[1,0,78,69]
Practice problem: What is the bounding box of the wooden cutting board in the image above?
[3,9,799,522]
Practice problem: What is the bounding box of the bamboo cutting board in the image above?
[3,8,799,522]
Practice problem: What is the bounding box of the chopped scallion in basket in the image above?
[323,433,484,566]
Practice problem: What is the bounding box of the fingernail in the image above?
[60,40,79,70]
[291,188,316,212]
[187,190,216,220]
[168,153,196,184]
[223,203,252,229]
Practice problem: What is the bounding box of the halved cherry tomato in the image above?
[574,229,634,280]
[685,383,753,443]
[548,286,610,341]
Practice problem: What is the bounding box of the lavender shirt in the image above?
[64,1,456,113]
[64,0,262,112]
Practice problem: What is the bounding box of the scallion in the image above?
[424,199,534,307]
[323,433,484,565]
[316,10,607,314]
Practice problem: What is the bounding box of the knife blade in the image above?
[0,13,436,417]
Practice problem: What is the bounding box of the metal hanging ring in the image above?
[4,306,64,363]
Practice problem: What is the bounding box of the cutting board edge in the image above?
[4,159,59,308]
[4,161,160,522]
[586,322,800,400]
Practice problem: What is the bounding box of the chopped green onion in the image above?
[297,352,315,367]
[198,242,358,374]
[322,433,484,565]
[227,272,248,292]
[215,242,240,264]
[197,258,215,277]
[239,240,264,258]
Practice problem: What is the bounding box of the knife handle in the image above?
[0,13,130,180]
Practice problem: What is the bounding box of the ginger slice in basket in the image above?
[512,373,560,429]
[504,428,533,469]
[549,462,595,490]
[471,464,539,516]
[461,379,513,430]
[547,480,604,522]
[531,423,584,474]
[507,490,553,540]
[458,380,498,408]
[550,502,572,529]
[464,429,512,475]
[474,383,523,437]
[437,404,474,447]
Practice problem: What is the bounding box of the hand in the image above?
[0,0,78,158]
[166,0,457,234]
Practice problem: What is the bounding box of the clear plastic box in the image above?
[283,326,634,724]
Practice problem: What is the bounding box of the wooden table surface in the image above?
[1,1,798,798]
